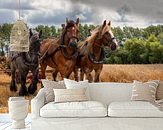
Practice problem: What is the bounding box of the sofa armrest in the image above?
[31,88,45,119]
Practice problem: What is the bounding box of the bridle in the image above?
[88,29,116,64]
[22,33,42,66]
[94,32,116,48]
[103,36,115,45]
[61,21,79,46]
[60,21,79,59]
[67,35,79,43]
[29,33,41,57]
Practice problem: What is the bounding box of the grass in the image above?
[0,64,163,113]
[0,83,38,113]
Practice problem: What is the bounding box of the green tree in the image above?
[51,25,57,37]
[157,32,163,45]
[124,38,145,64]
[0,23,12,55]
[112,27,124,43]
[78,24,85,41]
[145,34,163,63]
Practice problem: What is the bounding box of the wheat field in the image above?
[0,64,163,113]
[101,64,163,82]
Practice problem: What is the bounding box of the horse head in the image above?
[97,20,118,50]
[29,29,42,64]
[61,18,79,49]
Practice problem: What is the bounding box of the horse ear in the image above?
[61,24,65,29]
[108,21,111,26]
[88,29,91,36]
[66,18,69,24]
[39,30,42,38]
[29,28,33,37]
[102,20,106,28]
[76,18,79,25]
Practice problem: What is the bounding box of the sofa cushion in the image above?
[40,101,107,117]
[156,81,163,100]
[108,101,163,117]
[64,78,90,99]
[41,79,65,104]
[53,88,88,103]
[131,80,159,102]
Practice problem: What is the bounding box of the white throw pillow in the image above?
[41,79,65,104]
[131,80,159,102]
[64,78,90,99]
[53,88,88,103]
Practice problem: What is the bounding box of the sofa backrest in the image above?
[88,82,133,105]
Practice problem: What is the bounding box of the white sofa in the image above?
[31,82,163,130]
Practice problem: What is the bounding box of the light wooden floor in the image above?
[0,114,31,130]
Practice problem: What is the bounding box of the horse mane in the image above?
[85,26,101,51]
[77,27,99,55]
[41,38,60,46]
[80,24,111,54]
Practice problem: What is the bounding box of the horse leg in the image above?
[65,63,76,79]
[74,66,78,81]
[80,68,84,81]
[94,68,102,82]
[10,68,17,92]
[52,69,58,81]
[58,67,71,80]
[40,62,47,79]
[19,71,28,96]
[85,68,93,83]
[28,67,39,94]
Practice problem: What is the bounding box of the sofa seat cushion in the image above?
[108,101,163,117]
[40,101,107,117]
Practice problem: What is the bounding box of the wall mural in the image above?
[0,0,163,114]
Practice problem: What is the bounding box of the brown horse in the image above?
[75,20,118,82]
[40,18,79,80]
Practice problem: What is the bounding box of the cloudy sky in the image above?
[0,0,163,28]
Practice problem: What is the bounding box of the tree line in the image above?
[104,35,163,64]
[0,23,163,64]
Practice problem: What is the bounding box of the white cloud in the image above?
[75,14,87,21]
[0,9,17,24]
[0,0,163,27]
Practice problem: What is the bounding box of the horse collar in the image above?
[61,47,78,59]
[88,48,105,64]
